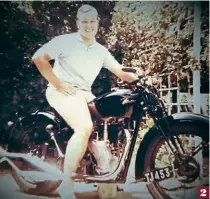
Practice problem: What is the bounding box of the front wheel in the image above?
[144,121,209,199]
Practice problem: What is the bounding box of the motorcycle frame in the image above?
[6,86,167,184]
[6,86,209,184]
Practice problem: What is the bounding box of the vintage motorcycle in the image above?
[1,68,209,199]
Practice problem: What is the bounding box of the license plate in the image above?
[144,166,173,183]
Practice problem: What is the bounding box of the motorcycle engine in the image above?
[87,124,127,175]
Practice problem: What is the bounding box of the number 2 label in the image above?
[197,186,209,198]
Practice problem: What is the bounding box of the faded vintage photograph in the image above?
[0,1,209,199]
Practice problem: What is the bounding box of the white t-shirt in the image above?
[32,32,121,91]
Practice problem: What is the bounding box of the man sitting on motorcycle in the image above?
[32,4,141,199]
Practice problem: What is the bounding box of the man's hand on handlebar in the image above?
[121,67,146,78]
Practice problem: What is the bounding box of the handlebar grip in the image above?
[122,67,136,73]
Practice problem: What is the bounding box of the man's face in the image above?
[77,11,99,40]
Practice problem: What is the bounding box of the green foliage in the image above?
[105,1,209,90]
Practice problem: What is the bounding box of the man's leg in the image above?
[46,88,93,198]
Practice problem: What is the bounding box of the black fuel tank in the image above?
[92,89,134,118]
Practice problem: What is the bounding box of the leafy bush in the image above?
[105,2,209,91]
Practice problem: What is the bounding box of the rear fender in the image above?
[23,111,60,127]
[10,111,61,139]
[135,112,209,180]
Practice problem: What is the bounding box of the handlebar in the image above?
[115,67,169,91]
[116,76,158,90]
[122,67,137,73]
[122,67,147,81]
[117,67,161,89]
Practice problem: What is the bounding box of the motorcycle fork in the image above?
[155,118,184,165]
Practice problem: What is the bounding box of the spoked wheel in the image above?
[9,122,65,195]
[144,122,209,199]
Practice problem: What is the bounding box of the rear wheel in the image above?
[144,121,209,199]
[9,121,65,195]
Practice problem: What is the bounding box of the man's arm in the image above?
[32,53,62,89]
[108,65,140,83]
[32,54,75,96]
[32,36,77,96]
[103,49,142,83]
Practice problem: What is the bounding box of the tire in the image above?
[144,121,209,199]
[9,121,64,195]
